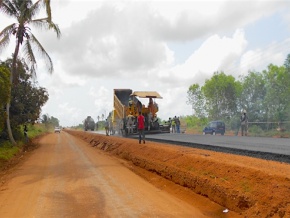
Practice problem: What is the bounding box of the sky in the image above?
[1,0,290,127]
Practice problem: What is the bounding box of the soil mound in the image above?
[67,130,290,217]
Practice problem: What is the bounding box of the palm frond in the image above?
[0,0,18,18]
[31,18,61,38]
[32,0,51,22]
[19,0,34,21]
[0,23,15,38]
[0,24,15,51]
[22,39,37,77]
[43,0,51,22]
[30,33,53,74]
[0,34,11,52]
[30,0,42,19]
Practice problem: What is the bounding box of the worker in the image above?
[171,117,176,133]
[176,117,181,133]
[104,119,109,136]
[137,111,145,144]
[128,96,133,107]
[127,112,135,134]
[24,124,28,143]
[240,110,248,136]
[147,112,153,131]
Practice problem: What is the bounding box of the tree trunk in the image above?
[6,42,20,145]
[6,102,16,145]
[6,70,16,145]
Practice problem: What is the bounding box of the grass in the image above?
[0,123,50,164]
[23,123,53,139]
[0,141,20,161]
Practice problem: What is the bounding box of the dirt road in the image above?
[0,132,225,218]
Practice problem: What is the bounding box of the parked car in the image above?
[203,120,225,135]
[54,127,61,133]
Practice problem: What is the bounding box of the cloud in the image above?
[239,39,290,74]
[41,1,288,83]
[152,29,247,87]
[2,0,290,126]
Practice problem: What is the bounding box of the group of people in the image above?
[105,112,145,144]
[126,111,145,144]
[168,116,181,133]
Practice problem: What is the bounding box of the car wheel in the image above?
[212,131,216,135]
[203,132,205,135]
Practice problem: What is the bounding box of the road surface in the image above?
[0,132,217,218]
[127,133,290,163]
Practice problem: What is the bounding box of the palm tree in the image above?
[0,0,61,145]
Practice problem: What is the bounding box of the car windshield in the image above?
[209,122,217,128]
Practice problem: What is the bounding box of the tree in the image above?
[239,71,266,122]
[202,72,241,120]
[49,116,60,127]
[41,114,59,129]
[0,65,10,132]
[0,0,61,144]
[263,64,290,123]
[42,114,49,123]
[187,83,207,118]
[283,54,290,70]
[1,58,49,140]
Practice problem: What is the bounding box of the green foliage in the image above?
[0,0,61,76]
[23,123,47,138]
[0,0,61,144]
[41,114,60,127]
[0,143,20,161]
[0,65,10,132]
[187,84,207,117]
[184,115,208,128]
[263,64,290,122]
[248,125,264,136]
[202,71,241,120]
[239,71,266,122]
[186,54,290,134]
[0,123,48,163]
[0,59,49,140]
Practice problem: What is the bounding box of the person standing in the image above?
[171,117,176,133]
[176,117,181,133]
[104,119,109,136]
[127,112,135,134]
[137,111,145,144]
[240,110,248,136]
[24,124,28,143]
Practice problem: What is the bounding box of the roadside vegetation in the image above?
[186,54,290,138]
[0,0,61,145]
[0,123,53,169]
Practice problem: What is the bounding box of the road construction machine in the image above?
[112,89,170,136]
[84,116,95,131]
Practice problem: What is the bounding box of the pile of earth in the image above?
[67,130,290,218]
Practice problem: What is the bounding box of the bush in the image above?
[248,125,264,136]
[0,141,20,161]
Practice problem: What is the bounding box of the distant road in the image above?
[128,133,290,163]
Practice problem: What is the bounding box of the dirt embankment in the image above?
[67,130,290,218]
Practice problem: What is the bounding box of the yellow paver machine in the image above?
[112,89,170,136]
